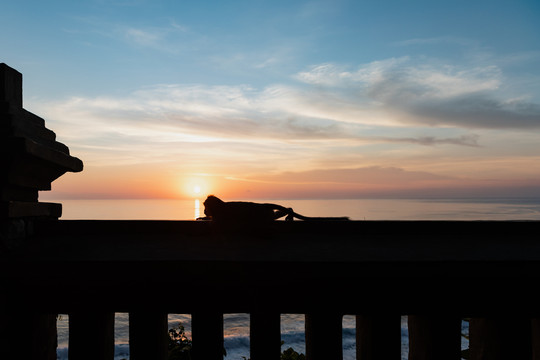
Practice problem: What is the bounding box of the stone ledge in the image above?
[3,137,83,173]
[0,201,62,219]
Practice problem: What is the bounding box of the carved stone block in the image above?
[0,63,83,219]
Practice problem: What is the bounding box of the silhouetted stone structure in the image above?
[1,63,82,360]
[0,63,83,221]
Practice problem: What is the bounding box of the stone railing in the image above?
[2,219,540,360]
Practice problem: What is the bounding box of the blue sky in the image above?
[5,0,539,94]
[2,0,540,199]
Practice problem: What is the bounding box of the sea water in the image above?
[55,313,405,360]
[56,197,540,221]
[52,197,540,359]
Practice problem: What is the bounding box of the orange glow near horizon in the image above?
[38,161,540,202]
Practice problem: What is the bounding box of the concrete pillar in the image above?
[129,312,168,360]
[0,306,57,360]
[305,312,343,360]
[191,311,224,360]
[69,311,115,360]
[469,317,532,360]
[356,314,401,360]
[531,318,540,360]
[250,311,281,360]
[408,314,461,360]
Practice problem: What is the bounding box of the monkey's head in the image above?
[203,195,224,218]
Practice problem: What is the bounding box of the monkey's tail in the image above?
[288,211,349,221]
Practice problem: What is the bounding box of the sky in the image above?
[2,0,540,200]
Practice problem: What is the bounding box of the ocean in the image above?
[56,197,540,221]
[52,197,539,359]
[55,313,411,360]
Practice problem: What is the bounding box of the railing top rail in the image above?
[3,219,540,314]
[2,219,539,263]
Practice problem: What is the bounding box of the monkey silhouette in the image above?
[198,195,349,223]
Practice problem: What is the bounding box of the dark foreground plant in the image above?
[241,341,305,360]
[280,343,306,360]
[168,324,192,360]
[168,323,305,360]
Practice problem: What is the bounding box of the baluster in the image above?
[250,311,281,360]
[69,311,115,360]
[305,312,343,360]
[191,311,224,360]
[469,316,532,360]
[531,318,540,360]
[408,314,461,360]
[356,314,401,360]
[129,311,168,360]
[0,308,57,360]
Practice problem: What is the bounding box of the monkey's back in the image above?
[212,201,276,223]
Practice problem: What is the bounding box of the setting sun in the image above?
[180,176,214,199]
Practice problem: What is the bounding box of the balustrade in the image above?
[2,220,540,359]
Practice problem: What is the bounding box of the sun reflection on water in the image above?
[194,199,200,219]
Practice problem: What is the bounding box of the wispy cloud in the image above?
[223,165,540,199]
[37,82,481,149]
[117,22,192,53]
[124,27,162,46]
[372,134,480,147]
[67,14,193,54]
[393,36,480,48]
[295,57,540,129]
[31,54,540,180]
[252,166,455,184]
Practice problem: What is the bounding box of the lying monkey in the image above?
[198,195,349,222]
